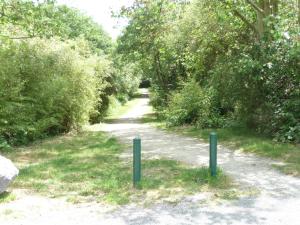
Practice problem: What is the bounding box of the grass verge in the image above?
[0,192,16,204]
[143,113,300,176]
[2,131,234,205]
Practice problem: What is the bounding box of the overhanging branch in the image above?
[231,9,258,33]
[219,0,258,34]
[245,0,265,14]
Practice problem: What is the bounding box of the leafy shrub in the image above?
[211,39,300,143]
[262,40,300,143]
[112,59,142,101]
[164,80,212,127]
[0,38,110,146]
[0,136,11,152]
[89,56,113,123]
[149,86,168,112]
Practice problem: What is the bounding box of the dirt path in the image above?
[98,90,300,225]
[1,90,300,225]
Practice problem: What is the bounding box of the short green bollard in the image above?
[209,132,217,177]
[133,136,141,188]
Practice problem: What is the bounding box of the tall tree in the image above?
[0,0,112,53]
[298,0,300,25]
[118,0,181,93]
[0,0,58,39]
[220,0,282,40]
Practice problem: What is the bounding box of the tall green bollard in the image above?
[209,132,217,177]
[133,136,141,188]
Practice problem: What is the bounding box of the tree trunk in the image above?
[256,0,265,39]
[154,51,168,93]
[298,0,300,25]
[271,0,279,15]
[255,0,279,40]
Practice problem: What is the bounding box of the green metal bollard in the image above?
[209,132,217,177]
[133,136,141,188]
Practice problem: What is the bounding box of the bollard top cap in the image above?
[210,132,217,136]
[134,135,141,140]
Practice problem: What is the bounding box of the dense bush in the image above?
[113,61,142,102]
[211,39,300,142]
[149,86,168,112]
[89,56,113,123]
[0,0,143,148]
[165,80,209,127]
[0,38,110,146]
[260,41,300,143]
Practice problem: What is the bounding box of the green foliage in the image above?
[149,86,168,111]
[1,0,298,145]
[0,38,110,146]
[0,0,59,39]
[112,56,142,101]
[211,39,300,142]
[120,0,300,143]
[0,1,112,54]
[164,80,225,128]
[0,1,121,146]
[117,0,185,94]
[0,192,16,204]
[55,5,112,54]
[89,56,113,123]
[165,80,211,127]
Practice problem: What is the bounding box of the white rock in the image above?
[0,155,19,194]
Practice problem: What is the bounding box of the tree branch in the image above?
[219,0,258,34]
[231,8,258,33]
[245,0,265,14]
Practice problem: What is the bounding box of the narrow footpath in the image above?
[1,90,299,225]
[98,89,300,225]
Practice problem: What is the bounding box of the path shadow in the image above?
[104,118,143,124]
[104,113,156,125]
[133,93,149,99]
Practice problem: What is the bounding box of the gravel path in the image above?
[99,90,300,225]
[1,90,300,225]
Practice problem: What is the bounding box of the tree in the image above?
[0,0,59,39]
[117,0,299,142]
[0,0,115,146]
[55,5,112,54]
[220,0,299,40]
[298,0,300,25]
[117,0,184,95]
[0,0,112,54]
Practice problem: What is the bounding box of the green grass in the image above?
[0,192,16,204]
[2,131,234,205]
[140,160,230,190]
[144,113,300,176]
[0,94,235,205]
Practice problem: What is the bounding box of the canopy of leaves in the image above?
[118,0,300,143]
[0,0,141,148]
[0,0,112,53]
